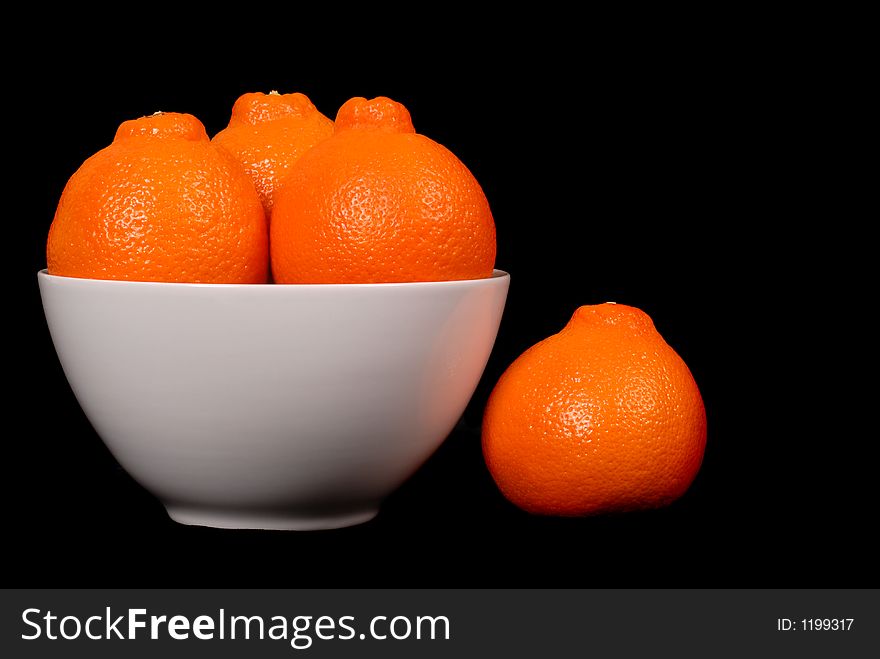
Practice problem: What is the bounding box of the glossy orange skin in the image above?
[270,96,496,284]
[483,303,707,516]
[212,92,334,219]
[47,112,268,283]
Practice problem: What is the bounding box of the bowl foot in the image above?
[165,505,378,531]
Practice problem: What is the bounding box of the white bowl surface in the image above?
[39,270,509,530]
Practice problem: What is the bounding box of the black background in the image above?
[16,21,871,587]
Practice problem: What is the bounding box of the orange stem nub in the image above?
[334,96,415,134]
[228,92,319,126]
[114,112,209,142]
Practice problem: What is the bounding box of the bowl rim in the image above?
[37,268,510,289]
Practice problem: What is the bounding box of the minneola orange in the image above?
[212,91,334,219]
[482,303,706,516]
[47,112,267,283]
[270,96,496,283]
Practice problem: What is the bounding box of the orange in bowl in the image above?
[212,91,334,220]
[47,112,267,283]
[271,96,496,284]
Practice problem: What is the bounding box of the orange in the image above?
[212,91,334,219]
[47,112,268,283]
[270,96,496,283]
[482,303,706,516]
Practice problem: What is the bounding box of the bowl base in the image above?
[165,505,378,531]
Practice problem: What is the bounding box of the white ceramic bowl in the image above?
[39,270,509,530]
